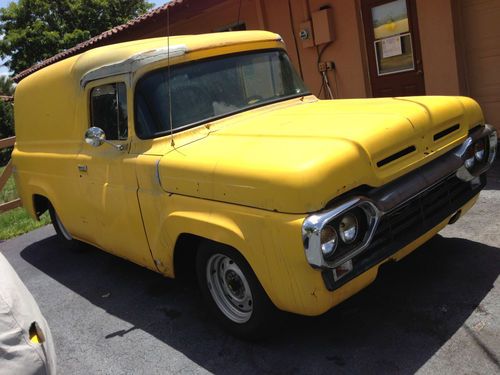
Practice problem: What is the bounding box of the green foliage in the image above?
[0,0,154,75]
[0,99,13,139]
[0,76,14,166]
[0,75,14,96]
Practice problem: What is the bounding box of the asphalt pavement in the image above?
[1,165,499,375]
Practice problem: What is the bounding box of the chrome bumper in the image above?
[302,124,497,270]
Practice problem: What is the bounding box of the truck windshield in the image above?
[135,49,309,139]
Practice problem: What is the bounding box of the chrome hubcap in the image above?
[206,254,253,323]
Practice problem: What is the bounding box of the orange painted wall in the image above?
[290,0,369,99]
[139,0,369,99]
[416,0,461,95]
[258,0,369,99]
[102,0,500,131]
[459,0,500,128]
[122,0,478,104]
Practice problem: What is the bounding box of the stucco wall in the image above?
[459,0,500,128]
[107,0,476,104]
[416,0,461,95]
[137,0,369,99]
[298,0,369,99]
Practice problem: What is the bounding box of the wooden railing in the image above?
[0,136,21,213]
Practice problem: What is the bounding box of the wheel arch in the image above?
[23,183,57,220]
[32,194,51,220]
[167,211,249,280]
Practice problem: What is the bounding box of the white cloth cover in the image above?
[0,253,56,374]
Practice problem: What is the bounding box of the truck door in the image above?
[75,78,156,270]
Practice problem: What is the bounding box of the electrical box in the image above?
[312,8,335,45]
[299,20,315,48]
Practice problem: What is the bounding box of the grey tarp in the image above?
[0,252,56,374]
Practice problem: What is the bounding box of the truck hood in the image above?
[158,96,483,213]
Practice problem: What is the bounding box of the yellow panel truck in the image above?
[13,31,497,338]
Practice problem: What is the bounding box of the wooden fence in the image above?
[0,93,20,213]
[0,135,21,213]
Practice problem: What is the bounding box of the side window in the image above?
[90,82,128,140]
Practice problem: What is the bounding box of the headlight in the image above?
[489,130,497,162]
[320,224,338,258]
[302,200,379,268]
[474,138,486,162]
[321,207,369,261]
[465,137,489,171]
[464,152,475,170]
[339,213,359,244]
[455,125,496,183]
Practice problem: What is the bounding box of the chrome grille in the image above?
[322,174,485,291]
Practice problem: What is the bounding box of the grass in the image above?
[0,166,51,241]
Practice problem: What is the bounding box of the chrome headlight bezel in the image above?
[303,124,497,271]
[474,138,486,162]
[302,199,380,268]
[456,124,497,181]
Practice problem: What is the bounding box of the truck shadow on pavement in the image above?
[20,234,499,374]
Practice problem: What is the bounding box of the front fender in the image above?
[163,210,247,276]
[138,192,321,312]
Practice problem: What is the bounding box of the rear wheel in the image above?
[48,205,72,241]
[196,241,276,339]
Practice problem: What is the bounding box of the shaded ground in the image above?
[1,163,499,374]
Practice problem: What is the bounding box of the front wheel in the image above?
[48,205,72,241]
[196,241,276,339]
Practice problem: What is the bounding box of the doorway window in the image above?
[371,0,414,76]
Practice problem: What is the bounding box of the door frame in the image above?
[359,0,425,97]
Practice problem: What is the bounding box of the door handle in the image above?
[78,165,88,173]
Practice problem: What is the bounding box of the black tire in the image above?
[48,204,73,241]
[196,240,277,340]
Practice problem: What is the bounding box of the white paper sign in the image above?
[381,36,402,58]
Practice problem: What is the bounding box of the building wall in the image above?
[133,0,369,99]
[301,0,369,99]
[139,0,471,101]
[458,0,500,127]
[99,0,498,131]
[416,0,461,95]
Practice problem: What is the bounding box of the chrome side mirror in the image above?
[85,127,106,147]
[84,127,125,151]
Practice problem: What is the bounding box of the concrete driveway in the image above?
[1,169,499,375]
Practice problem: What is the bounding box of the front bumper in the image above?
[302,124,497,291]
[322,173,485,290]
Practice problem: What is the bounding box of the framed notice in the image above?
[381,36,402,58]
[374,32,414,76]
